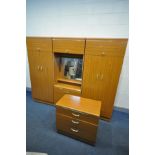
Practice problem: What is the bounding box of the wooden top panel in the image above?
[56,94,101,117]
[86,39,128,46]
[53,38,85,54]
[26,37,52,51]
[26,36,128,40]
[85,39,128,56]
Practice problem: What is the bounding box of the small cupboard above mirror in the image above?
[53,38,85,54]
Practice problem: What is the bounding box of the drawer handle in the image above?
[72,120,79,124]
[70,128,79,133]
[72,113,80,117]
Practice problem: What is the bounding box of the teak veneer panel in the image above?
[53,38,85,54]
[56,94,101,144]
[85,39,127,56]
[56,94,101,117]
[57,78,82,85]
[56,113,98,143]
[82,39,128,119]
[26,37,54,103]
[27,37,53,51]
[26,37,128,119]
[54,83,81,92]
[57,107,99,125]
[54,83,81,103]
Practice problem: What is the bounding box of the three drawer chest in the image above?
[56,94,101,144]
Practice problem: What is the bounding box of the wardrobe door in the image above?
[100,56,124,119]
[82,39,128,119]
[27,48,42,100]
[27,37,53,103]
[39,50,54,103]
[82,54,125,119]
[82,55,106,101]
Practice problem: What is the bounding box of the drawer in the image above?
[56,113,97,143]
[54,85,81,103]
[26,37,52,52]
[56,106,99,125]
[85,39,127,56]
[53,38,85,54]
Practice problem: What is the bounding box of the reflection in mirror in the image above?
[63,58,83,80]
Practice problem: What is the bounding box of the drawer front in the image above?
[56,106,99,125]
[56,113,97,142]
[26,37,52,52]
[53,38,85,54]
[54,86,81,103]
[85,39,127,56]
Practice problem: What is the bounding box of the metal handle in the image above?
[72,113,80,117]
[70,128,79,133]
[101,74,103,80]
[96,74,99,80]
[40,66,43,71]
[72,120,79,124]
[37,65,40,71]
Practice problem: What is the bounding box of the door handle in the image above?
[37,65,40,71]
[101,74,103,80]
[96,74,99,80]
[40,66,43,71]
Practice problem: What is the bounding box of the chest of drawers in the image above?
[56,94,101,144]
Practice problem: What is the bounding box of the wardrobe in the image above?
[26,37,128,119]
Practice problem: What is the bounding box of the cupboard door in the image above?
[39,51,54,103]
[53,38,85,54]
[83,39,127,119]
[82,54,124,119]
[27,37,53,51]
[100,56,124,118]
[27,37,54,103]
[27,49,42,100]
[82,55,106,100]
[85,39,127,56]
